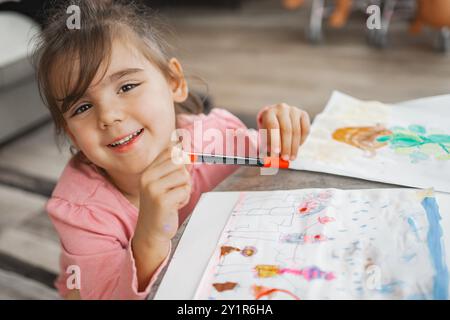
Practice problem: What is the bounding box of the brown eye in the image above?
[73,104,92,116]
[119,83,139,93]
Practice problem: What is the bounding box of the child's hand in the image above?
[134,145,191,245]
[259,103,311,161]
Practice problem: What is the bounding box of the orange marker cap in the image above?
[262,157,289,169]
[189,154,198,163]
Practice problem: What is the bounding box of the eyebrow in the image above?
[108,68,144,82]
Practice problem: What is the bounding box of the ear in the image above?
[168,57,188,103]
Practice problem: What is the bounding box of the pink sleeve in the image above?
[177,108,264,222]
[47,198,170,300]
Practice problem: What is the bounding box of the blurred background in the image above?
[0,0,449,299]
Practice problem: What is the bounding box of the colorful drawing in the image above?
[254,264,335,281]
[194,189,447,300]
[376,125,450,162]
[280,232,327,244]
[220,245,257,258]
[297,190,333,217]
[252,285,300,300]
[241,246,257,257]
[332,124,450,162]
[332,125,392,156]
[220,246,240,257]
[318,216,335,224]
[213,282,238,292]
[290,92,450,192]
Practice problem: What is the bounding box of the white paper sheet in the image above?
[290,92,450,193]
[193,188,448,300]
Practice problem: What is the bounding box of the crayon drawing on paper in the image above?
[194,188,448,300]
[290,92,450,193]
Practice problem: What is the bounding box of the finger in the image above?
[300,111,311,145]
[263,110,281,156]
[277,106,292,161]
[156,159,186,179]
[157,166,191,192]
[166,183,192,209]
[141,156,184,185]
[290,109,301,160]
[177,184,192,209]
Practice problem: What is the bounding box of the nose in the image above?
[97,104,126,129]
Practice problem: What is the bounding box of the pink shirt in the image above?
[46,108,262,299]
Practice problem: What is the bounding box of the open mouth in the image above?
[108,128,144,148]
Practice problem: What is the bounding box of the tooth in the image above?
[110,130,141,147]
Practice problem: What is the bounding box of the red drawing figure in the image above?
[318,216,335,224]
[252,284,300,300]
[297,191,333,217]
[281,232,327,244]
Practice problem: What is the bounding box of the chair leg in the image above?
[367,0,383,45]
[306,0,325,43]
[436,27,450,53]
[371,0,397,48]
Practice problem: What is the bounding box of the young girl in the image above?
[35,0,310,299]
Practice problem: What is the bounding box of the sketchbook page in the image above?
[194,188,448,300]
[290,92,450,193]
[154,192,241,300]
[399,94,450,115]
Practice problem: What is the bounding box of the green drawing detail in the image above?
[376,125,450,163]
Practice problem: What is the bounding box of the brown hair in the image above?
[33,0,205,155]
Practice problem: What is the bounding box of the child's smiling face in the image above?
[60,39,188,175]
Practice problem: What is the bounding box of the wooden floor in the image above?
[167,0,450,126]
[0,0,449,299]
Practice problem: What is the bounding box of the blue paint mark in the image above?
[378,281,402,294]
[422,197,449,300]
[407,216,420,241]
[360,224,367,228]
[403,253,417,263]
